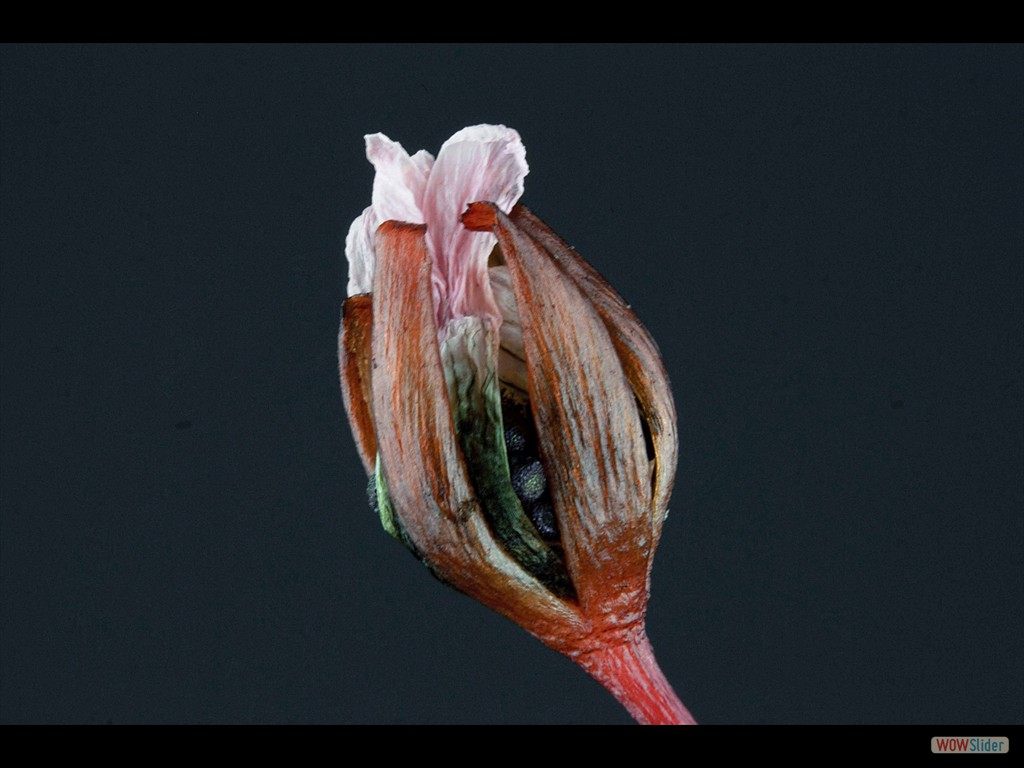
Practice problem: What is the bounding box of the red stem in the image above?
[573,629,697,725]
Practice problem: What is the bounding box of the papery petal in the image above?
[344,206,377,297]
[407,149,435,196]
[464,203,653,623]
[489,266,525,355]
[366,133,433,225]
[511,206,678,542]
[370,220,583,645]
[422,125,528,326]
[489,266,529,395]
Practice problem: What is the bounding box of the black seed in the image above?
[501,396,534,457]
[504,423,528,456]
[527,500,559,541]
[175,420,192,430]
[512,460,547,504]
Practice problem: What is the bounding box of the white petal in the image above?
[488,266,521,324]
[365,133,433,225]
[488,266,527,393]
[421,125,528,324]
[408,148,435,203]
[498,347,529,395]
[345,205,377,296]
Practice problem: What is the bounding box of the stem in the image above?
[573,628,697,725]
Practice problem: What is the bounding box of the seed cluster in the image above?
[502,398,561,544]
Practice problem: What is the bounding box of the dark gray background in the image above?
[1,44,1021,724]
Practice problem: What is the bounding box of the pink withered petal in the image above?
[344,135,434,298]
[421,125,528,326]
[366,133,433,225]
[346,127,527,324]
[345,138,435,298]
